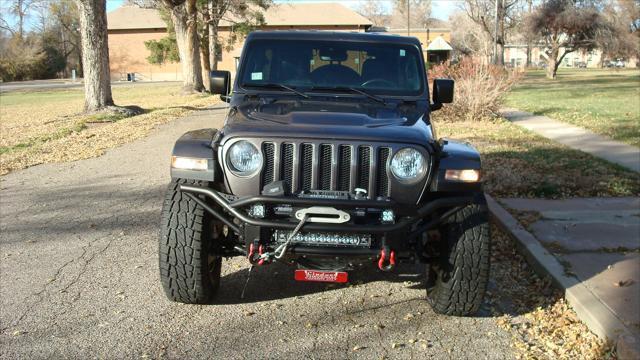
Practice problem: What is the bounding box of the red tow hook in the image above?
[377,248,396,271]
[247,243,267,266]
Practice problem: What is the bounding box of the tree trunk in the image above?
[496,0,505,66]
[547,46,559,79]
[201,44,211,91]
[76,0,114,112]
[526,0,532,67]
[496,42,505,66]
[210,26,219,71]
[208,0,218,71]
[169,0,204,93]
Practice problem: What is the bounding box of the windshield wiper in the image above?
[241,83,309,99]
[311,86,386,105]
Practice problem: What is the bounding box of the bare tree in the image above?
[389,0,432,30]
[0,0,41,38]
[463,0,520,65]
[75,0,115,111]
[449,10,493,61]
[205,0,270,72]
[356,0,389,27]
[598,0,640,64]
[161,0,203,93]
[50,0,83,77]
[527,0,608,79]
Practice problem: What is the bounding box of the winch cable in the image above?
[241,214,308,299]
[273,213,309,260]
[261,213,309,261]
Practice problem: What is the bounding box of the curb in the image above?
[486,194,640,359]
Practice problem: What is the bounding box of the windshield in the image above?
[238,39,425,97]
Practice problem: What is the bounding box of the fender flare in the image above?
[431,139,483,192]
[170,128,221,182]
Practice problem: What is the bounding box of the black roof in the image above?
[245,30,422,46]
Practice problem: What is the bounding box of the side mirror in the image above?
[210,70,231,100]
[431,78,454,111]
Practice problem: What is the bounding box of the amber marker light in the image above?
[444,169,481,182]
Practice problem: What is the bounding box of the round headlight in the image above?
[228,140,262,175]
[390,148,427,181]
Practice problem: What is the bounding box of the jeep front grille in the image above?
[260,141,391,199]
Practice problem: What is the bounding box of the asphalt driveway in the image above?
[0,107,515,359]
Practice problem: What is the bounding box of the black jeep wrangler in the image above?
[160,31,489,316]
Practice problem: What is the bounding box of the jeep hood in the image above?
[221,100,436,146]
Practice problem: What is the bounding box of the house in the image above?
[106,3,373,81]
[386,28,453,65]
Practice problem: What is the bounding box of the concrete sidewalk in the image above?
[488,195,640,359]
[500,108,640,173]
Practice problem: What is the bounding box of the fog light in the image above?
[249,204,265,218]
[445,169,481,182]
[171,156,208,171]
[381,209,395,224]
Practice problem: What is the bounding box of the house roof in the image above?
[426,36,452,51]
[107,6,167,30]
[221,3,372,27]
[107,3,372,31]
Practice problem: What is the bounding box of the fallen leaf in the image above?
[613,279,634,287]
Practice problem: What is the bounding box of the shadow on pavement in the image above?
[214,262,423,305]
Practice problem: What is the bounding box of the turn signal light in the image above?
[171,156,208,171]
[445,169,481,182]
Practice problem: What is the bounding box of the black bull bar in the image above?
[179,185,476,236]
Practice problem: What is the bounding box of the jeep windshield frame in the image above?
[236,38,428,100]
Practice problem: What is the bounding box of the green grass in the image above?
[505,68,640,147]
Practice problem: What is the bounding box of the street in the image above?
[0,79,182,93]
[0,107,517,359]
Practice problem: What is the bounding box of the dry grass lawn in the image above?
[0,83,216,175]
[433,116,640,198]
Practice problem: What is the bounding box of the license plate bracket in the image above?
[294,269,348,283]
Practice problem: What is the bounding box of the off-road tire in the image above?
[427,203,490,316]
[159,179,221,304]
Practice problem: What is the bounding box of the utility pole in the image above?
[526,0,532,67]
[407,0,410,36]
[493,0,499,64]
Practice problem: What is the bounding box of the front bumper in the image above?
[179,184,476,236]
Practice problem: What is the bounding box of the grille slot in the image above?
[261,143,275,186]
[301,144,313,191]
[260,141,395,198]
[357,146,371,191]
[319,144,332,190]
[337,145,351,191]
[376,148,390,196]
[281,143,294,192]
